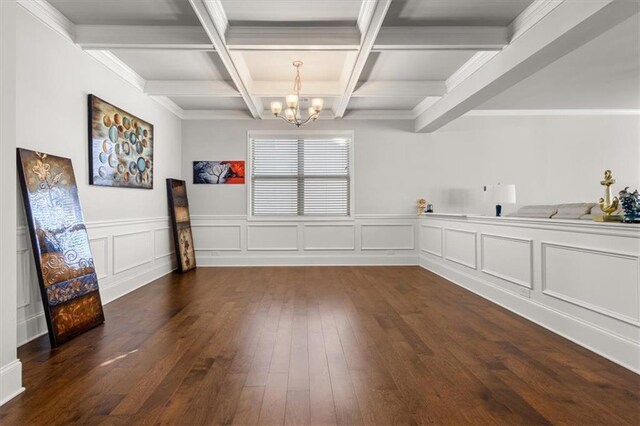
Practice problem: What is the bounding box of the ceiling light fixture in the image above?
[270,61,323,127]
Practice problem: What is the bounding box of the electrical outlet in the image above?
[211,251,220,257]
[387,250,395,255]
[519,287,531,298]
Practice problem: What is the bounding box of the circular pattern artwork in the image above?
[89,95,153,189]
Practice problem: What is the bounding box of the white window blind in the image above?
[250,138,351,217]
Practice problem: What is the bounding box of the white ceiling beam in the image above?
[353,81,447,98]
[188,0,261,118]
[343,110,415,120]
[75,25,213,50]
[251,81,345,98]
[182,110,252,120]
[334,0,392,118]
[226,26,360,51]
[144,80,240,97]
[415,0,640,133]
[374,26,509,51]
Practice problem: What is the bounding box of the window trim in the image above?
[247,130,355,222]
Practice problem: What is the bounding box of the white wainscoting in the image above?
[444,228,477,269]
[16,217,176,346]
[419,214,640,373]
[541,242,640,326]
[481,233,533,289]
[191,215,418,266]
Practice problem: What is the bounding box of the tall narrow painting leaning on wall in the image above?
[167,179,196,272]
[17,148,105,347]
[88,94,154,189]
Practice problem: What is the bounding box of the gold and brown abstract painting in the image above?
[167,179,196,272]
[88,94,154,189]
[17,148,105,347]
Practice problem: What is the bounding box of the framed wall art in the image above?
[166,179,196,272]
[17,148,105,347]
[193,161,245,184]
[88,94,154,189]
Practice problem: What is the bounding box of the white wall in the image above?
[14,8,182,348]
[181,119,426,266]
[181,114,639,265]
[0,0,23,407]
[183,119,430,216]
[425,114,640,215]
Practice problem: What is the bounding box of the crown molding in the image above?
[85,50,146,91]
[17,0,74,41]
[150,97,185,119]
[466,109,640,117]
[508,0,565,41]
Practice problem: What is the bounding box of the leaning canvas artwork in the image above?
[193,161,245,184]
[17,148,105,347]
[88,94,154,189]
[167,179,196,272]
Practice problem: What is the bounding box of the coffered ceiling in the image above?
[34,0,640,131]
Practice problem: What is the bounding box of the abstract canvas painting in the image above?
[193,161,245,184]
[17,148,105,347]
[167,179,196,272]
[88,94,154,189]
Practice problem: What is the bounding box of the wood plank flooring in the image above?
[0,266,638,425]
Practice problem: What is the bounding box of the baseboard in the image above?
[17,260,176,346]
[99,260,176,304]
[0,360,25,406]
[196,253,419,267]
[419,255,640,374]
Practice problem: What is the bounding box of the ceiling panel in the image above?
[361,51,477,81]
[169,96,247,110]
[384,0,534,26]
[347,97,424,111]
[220,0,363,25]
[261,96,337,111]
[479,16,640,110]
[238,51,356,82]
[111,50,232,81]
[48,0,201,25]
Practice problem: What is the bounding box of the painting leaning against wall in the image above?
[17,148,105,347]
[167,179,196,272]
[193,161,245,184]
[88,94,154,189]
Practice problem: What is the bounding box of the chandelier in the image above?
[270,61,323,127]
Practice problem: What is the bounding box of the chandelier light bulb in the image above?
[308,107,317,118]
[270,101,283,115]
[311,98,323,111]
[284,108,295,121]
[286,94,298,108]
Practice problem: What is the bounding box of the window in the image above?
[249,135,352,217]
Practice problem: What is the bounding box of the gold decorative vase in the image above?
[417,198,426,215]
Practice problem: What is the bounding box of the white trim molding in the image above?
[0,360,25,407]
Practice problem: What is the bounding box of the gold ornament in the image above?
[417,198,426,215]
[594,170,622,222]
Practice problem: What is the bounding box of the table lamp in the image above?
[493,183,516,217]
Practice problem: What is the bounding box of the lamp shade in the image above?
[493,184,516,204]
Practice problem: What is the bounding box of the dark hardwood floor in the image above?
[0,266,638,425]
